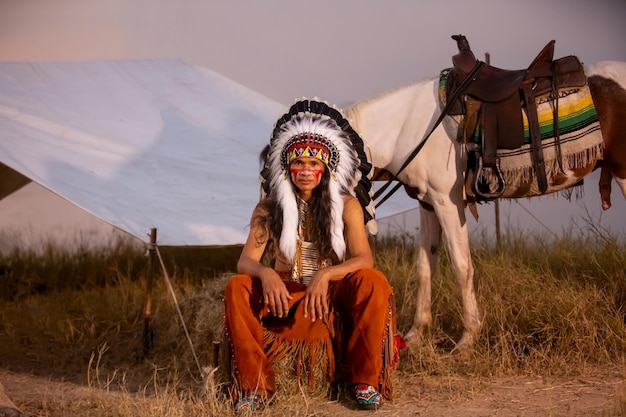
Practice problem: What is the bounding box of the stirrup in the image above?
[473,156,506,199]
[352,383,383,410]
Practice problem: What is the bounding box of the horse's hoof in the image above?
[450,332,476,356]
[0,406,29,417]
[403,329,424,348]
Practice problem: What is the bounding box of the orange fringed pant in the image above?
[224,268,396,400]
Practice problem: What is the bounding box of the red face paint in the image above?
[290,167,324,187]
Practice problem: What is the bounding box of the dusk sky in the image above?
[0,0,624,245]
[1,0,625,105]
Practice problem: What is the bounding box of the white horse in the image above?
[344,56,626,351]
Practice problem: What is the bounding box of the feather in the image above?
[261,99,377,264]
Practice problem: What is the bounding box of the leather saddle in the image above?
[445,34,587,199]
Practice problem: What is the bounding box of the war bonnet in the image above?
[260,99,377,263]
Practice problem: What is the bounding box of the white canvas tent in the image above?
[0,59,288,247]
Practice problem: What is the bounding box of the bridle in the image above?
[373,61,484,208]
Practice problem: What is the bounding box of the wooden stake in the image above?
[141,228,157,357]
[212,340,221,368]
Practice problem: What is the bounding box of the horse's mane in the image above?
[344,75,437,122]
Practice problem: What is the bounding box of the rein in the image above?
[373,61,484,208]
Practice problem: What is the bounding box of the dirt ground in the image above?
[2,365,624,417]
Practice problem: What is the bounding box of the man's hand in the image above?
[304,270,330,322]
[259,268,292,318]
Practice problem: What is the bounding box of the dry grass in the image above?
[1,231,625,416]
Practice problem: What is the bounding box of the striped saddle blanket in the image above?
[439,69,604,197]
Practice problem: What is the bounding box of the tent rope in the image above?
[154,245,204,378]
[514,200,559,239]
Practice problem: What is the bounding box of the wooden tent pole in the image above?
[141,228,158,357]
[484,52,502,250]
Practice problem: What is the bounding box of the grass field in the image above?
[0,231,625,416]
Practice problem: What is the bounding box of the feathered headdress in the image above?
[260,98,376,263]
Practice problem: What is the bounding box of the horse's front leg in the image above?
[434,196,481,353]
[404,202,441,347]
